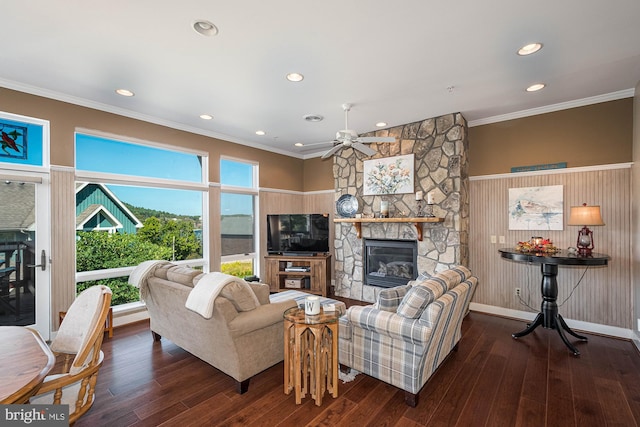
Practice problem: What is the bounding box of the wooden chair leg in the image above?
[237,378,250,394]
[152,331,162,341]
[404,391,419,407]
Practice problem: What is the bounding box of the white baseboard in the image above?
[469,302,636,340]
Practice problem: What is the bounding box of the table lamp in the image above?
[567,203,605,256]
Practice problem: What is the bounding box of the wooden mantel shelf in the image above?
[334,217,444,241]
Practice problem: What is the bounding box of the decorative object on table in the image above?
[515,237,559,254]
[304,296,320,315]
[380,200,389,218]
[363,154,414,195]
[508,185,563,230]
[336,194,358,218]
[567,203,605,256]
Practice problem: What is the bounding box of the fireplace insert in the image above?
[364,239,417,288]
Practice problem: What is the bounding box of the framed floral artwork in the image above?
[363,154,414,195]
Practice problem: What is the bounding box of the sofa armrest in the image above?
[346,305,432,345]
[228,299,297,337]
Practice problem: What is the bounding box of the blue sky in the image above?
[76,135,253,216]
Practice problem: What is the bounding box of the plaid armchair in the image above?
[338,266,478,407]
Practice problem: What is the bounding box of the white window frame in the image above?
[220,157,259,274]
[74,130,209,310]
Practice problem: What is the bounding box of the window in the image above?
[75,132,208,306]
[220,158,258,278]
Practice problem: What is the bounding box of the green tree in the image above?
[76,231,173,305]
[137,217,202,260]
[76,231,172,271]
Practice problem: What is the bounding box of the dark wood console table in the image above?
[498,248,609,356]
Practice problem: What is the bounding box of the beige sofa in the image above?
[136,263,297,393]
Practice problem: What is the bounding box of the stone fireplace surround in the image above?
[333,113,469,303]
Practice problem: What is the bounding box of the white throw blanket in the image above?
[128,260,172,301]
[185,272,258,319]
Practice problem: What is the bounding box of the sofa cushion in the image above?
[220,281,259,312]
[375,283,412,312]
[396,285,435,318]
[166,266,202,287]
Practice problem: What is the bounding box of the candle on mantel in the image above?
[415,190,423,201]
[427,191,434,205]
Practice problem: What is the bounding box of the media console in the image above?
[264,254,331,297]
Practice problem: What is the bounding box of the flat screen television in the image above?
[266,213,330,255]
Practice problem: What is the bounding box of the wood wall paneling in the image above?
[469,166,631,328]
[50,168,76,329]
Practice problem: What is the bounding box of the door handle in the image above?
[27,250,47,271]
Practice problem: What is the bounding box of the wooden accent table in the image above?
[283,307,340,406]
[499,248,609,356]
[0,326,55,403]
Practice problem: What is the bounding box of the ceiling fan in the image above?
[304,104,396,159]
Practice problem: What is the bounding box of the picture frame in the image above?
[508,185,563,230]
[363,154,414,195]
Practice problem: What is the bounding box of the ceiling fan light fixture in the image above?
[193,20,218,37]
[303,114,323,122]
[518,42,543,56]
[286,72,304,82]
[526,83,546,92]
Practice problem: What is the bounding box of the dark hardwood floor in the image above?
[76,309,640,427]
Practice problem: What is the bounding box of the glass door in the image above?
[0,177,51,338]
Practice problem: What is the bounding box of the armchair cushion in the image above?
[375,283,412,312]
[396,285,435,319]
[220,280,260,312]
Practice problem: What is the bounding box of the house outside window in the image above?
[220,158,258,279]
[75,132,208,306]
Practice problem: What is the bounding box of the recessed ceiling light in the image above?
[255,130,266,136]
[303,114,323,122]
[115,88,134,97]
[375,122,387,127]
[294,143,304,147]
[518,43,543,56]
[286,73,304,82]
[193,20,218,37]
[526,83,546,92]
[199,114,213,120]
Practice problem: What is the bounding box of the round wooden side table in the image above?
[283,306,340,406]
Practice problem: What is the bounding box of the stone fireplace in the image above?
[333,112,469,302]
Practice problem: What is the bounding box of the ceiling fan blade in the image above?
[321,144,345,159]
[356,136,396,143]
[300,140,337,148]
[352,142,377,157]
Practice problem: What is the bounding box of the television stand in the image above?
[264,254,331,296]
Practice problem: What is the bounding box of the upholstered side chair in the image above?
[30,285,112,425]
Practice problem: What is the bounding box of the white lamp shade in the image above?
[567,205,605,226]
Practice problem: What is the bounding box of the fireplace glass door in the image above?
[364,239,417,288]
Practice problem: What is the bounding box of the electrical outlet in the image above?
[499,235,506,244]
[515,287,521,297]
[490,235,497,244]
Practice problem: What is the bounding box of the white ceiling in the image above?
[2,1,639,159]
